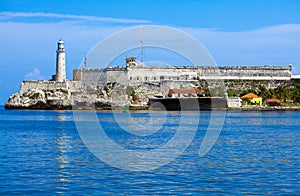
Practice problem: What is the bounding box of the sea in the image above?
[0,106,299,195]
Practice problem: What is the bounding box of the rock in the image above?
[5,80,161,110]
[5,87,71,110]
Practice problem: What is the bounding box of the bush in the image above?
[126,86,135,96]
[227,89,237,97]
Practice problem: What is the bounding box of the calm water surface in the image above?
[0,107,299,195]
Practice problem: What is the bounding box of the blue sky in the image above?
[0,0,300,104]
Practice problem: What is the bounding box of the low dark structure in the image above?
[148,97,227,111]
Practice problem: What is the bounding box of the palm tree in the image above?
[257,85,268,100]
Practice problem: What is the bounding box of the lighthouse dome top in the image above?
[57,39,65,50]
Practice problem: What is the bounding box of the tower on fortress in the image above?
[53,39,66,82]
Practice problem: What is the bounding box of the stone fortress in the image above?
[74,57,292,85]
[4,40,297,110]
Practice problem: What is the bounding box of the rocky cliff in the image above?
[4,80,162,110]
[5,78,296,110]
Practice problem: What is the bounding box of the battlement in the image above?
[19,80,83,95]
[72,65,292,85]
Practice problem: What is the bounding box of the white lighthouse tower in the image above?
[55,39,66,82]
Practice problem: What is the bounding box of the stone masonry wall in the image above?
[20,81,68,95]
[75,65,292,86]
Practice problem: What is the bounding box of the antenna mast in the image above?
[139,40,143,67]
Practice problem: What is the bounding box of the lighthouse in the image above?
[55,39,66,82]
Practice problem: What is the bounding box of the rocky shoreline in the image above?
[5,96,300,111]
[4,82,153,110]
[5,80,300,111]
[228,106,300,111]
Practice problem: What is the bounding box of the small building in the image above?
[168,89,201,98]
[125,56,137,67]
[241,93,262,106]
[266,98,281,106]
[227,97,242,108]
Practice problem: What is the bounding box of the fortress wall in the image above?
[200,66,291,79]
[73,69,82,81]
[66,81,82,92]
[19,81,69,95]
[78,69,106,84]
[75,69,127,85]
[106,70,128,83]
[74,65,292,86]
[129,67,198,82]
[19,80,83,97]
[128,66,291,83]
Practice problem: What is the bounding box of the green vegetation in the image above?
[240,89,257,97]
[202,82,300,105]
[291,83,300,103]
[259,84,299,103]
[202,87,210,97]
[242,98,252,105]
[226,89,238,97]
[243,83,300,105]
[126,86,135,97]
[202,87,225,97]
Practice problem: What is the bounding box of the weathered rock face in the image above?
[5,88,73,110]
[4,80,160,110]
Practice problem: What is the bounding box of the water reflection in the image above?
[55,111,67,121]
[54,113,71,189]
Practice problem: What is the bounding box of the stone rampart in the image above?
[19,81,69,95]
[74,65,292,86]
[73,68,128,85]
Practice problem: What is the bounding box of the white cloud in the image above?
[25,68,47,80]
[0,11,150,24]
[0,14,299,74]
[181,24,300,73]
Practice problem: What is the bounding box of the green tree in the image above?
[274,85,290,101]
[291,83,300,103]
[209,87,225,97]
[203,88,210,97]
[268,88,276,99]
[126,86,135,97]
[227,89,237,97]
[257,85,268,100]
[240,89,257,97]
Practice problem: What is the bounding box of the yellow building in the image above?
[241,93,262,106]
[251,97,262,105]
